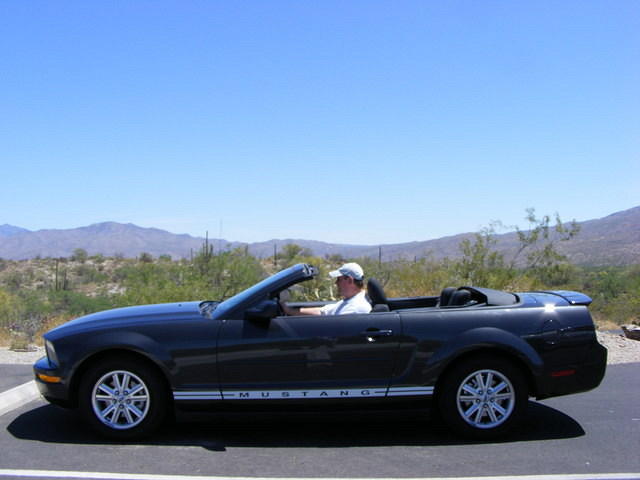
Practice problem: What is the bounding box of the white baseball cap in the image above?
[329,262,364,281]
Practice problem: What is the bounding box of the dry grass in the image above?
[0,328,11,346]
[595,319,622,331]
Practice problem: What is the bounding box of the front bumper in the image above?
[33,356,74,408]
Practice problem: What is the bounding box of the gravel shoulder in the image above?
[0,346,45,365]
[1,331,639,365]
[595,331,640,364]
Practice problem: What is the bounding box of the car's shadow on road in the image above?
[7,400,584,451]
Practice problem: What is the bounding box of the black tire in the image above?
[437,355,527,440]
[78,356,168,440]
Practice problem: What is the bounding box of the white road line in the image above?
[0,470,639,480]
[0,381,40,417]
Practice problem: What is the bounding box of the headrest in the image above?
[367,278,388,306]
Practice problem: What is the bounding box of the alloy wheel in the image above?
[456,368,515,429]
[91,370,151,430]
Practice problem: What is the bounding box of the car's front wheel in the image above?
[438,355,527,439]
[78,356,168,440]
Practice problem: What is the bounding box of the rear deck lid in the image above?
[534,290,592,306]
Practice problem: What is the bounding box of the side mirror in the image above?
[245,299,279,322]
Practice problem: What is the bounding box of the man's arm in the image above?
[280,302,322,316]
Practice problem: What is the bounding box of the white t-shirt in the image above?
[320,290,372,315]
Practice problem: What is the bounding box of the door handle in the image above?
[361,328,393,342]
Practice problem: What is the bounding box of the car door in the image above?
[216,311,401,399]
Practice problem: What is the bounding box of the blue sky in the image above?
[2,1,638,245]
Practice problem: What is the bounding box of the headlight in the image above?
[45,339,59,366]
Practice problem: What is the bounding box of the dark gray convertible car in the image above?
[34,263,607,440]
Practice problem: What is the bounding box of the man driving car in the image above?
[280,262,372,316]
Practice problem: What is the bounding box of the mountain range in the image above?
[1,206,638,266]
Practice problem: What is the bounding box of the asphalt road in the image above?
[0,363,639,480]
[0,365,34,391]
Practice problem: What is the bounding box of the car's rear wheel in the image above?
[438,355,527,439]
[78,356,168,440]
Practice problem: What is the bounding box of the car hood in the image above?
[48,301,203,336]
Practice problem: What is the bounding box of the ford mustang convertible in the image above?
[34,263,607,440]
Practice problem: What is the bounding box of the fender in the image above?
[66,330,175,386]
[426,326,544,382]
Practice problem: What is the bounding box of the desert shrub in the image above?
[73,263,109,285]
[139,252,154,263]
[8,313,45,350]
[114,248,266,306]
[91,253,106,264]
[578,266,640,325]
[47,290,117,316]
[0,288,22,329]
[71,248,88,263]
[3,271,25,291]
[357,257,451,297]
[0,288,45,349]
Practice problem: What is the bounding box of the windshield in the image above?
[213,264,311,319]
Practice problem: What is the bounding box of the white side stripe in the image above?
[387,386,434,397]
[222,388,387,399]
[173,386,434,401]
[173,391,222,400]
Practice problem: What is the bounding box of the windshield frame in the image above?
[212,263,317,320]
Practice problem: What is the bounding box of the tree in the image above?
[510,208,580,283]
[455,225,512,288]
[139,252,154,263]
[71,248,88,263]
[278,244,313,269]
[455,208,580,289]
